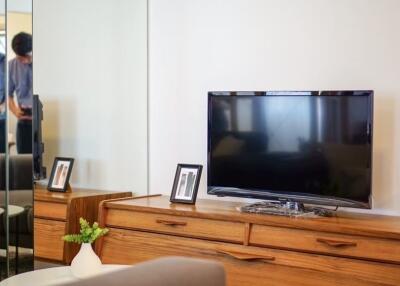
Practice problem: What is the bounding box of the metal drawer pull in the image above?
[216,248,275,262]
[156,219,187,226]
[316,238,357,247]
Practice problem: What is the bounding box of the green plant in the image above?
[62,218,109,244]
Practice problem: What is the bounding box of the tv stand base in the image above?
[240,201,336,217]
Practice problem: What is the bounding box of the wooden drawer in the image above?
[99,228,400,286]
[34,218,65,261]
[105,209,244,243]
[34,201,67,220]
[250,224,400,264]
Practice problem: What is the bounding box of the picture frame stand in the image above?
[65,183,72,193]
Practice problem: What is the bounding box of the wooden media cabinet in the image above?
[96,195,400,286]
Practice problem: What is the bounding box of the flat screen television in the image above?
[33,94,46,180]
[207,91,373,209]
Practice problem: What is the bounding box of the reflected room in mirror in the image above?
[0,0,34,280]
[0,0,7,279]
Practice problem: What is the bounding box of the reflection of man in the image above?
[8,32,33,154]
[0,53,5,153]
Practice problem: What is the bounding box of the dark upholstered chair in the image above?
[0,154,33,249]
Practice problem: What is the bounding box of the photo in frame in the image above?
[47,157,74,192]
[170,164,203,204]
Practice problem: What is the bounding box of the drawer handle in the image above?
[316,238,357,248]
[156,219,187,226]
[216,248,275,262]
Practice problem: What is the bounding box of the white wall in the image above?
[149,0,400,215]
[0,0,4,16]
[0,0,32,15]
[7,12,32,59]
[33,0,148,194]
[8,0,32,14]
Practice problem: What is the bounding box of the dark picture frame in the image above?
[170,164,203,204]
[47,157,74,192]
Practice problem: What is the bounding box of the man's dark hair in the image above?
[12,32,32,56]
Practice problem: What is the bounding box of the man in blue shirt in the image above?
[8,32,33,154]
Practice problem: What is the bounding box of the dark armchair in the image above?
[0,154,33,249]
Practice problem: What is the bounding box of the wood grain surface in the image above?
[101,228,400,286]
[104,195,400,240]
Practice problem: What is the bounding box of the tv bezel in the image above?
[207,91,374,209]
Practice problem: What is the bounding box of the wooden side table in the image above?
[0,206,25,274]
[34,184,132,264]
[8,205,25,274]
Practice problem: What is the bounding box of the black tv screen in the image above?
[207,91,373,208]
[33,94,46,180]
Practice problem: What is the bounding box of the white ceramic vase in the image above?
[70,243,102,279]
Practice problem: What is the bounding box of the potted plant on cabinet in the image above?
[63,217,109,278]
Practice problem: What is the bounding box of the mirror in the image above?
[0,0,33,280]
[0,0,7,279]
[34,0,148,195]
[2,0,148,278]
[32,0,148,270]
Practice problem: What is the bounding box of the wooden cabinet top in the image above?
[34,184,132,204]
[104,195,400,240]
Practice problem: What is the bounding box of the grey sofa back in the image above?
[61,257,226,286]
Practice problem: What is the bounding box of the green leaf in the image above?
[63,217,109,244]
